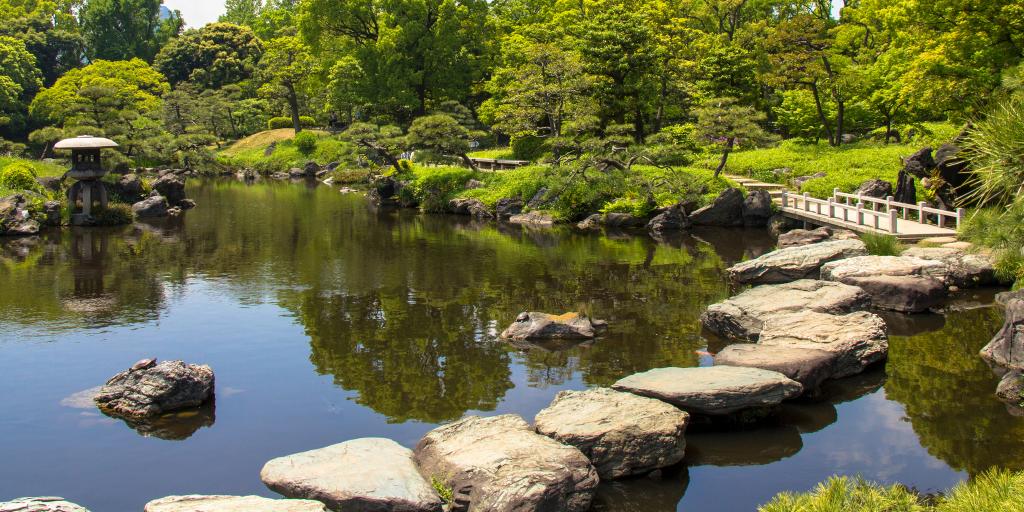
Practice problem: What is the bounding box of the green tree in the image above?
[407,113,477,170]
[340,122,407,173]
[220,0,263,27]
[79,0,183,62]
[30,59,168,127]
[0,35,43,135]
[257,34,315,133]
[154,23,263,89]
[694,96,774,176]
[0,0,86,86]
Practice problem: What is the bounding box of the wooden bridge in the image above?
[468,157,531,171]
[728,175,962,241]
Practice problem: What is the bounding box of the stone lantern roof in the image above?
[54,135,119,150]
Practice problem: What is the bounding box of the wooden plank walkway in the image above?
[727,175,961,241]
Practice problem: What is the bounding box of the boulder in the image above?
[935,143,970,190]
[303,161,320,177]
[647,204,691,234]
[145,495,327,512]
[894,169,917,204]
[36,176,62,192]
[855,179,893,198]
[759,311,889,378]
[742,190,773,227]
[464,179,484,190]
[534,388,689,479]
[577,214,602,230]
[413,414,599,512]
[612,366,802,416]
[113,174,145,202]
[448,198,492,219]
[901,247,997,287]
[151,174,187,206]
[500,312,604,340]
[726,239,868,285]
[94,359,214,418]
[714,344,837,390]
[261,438,443,512]
[508,211,555,227]
[43,201,61,227]
[132,195,169,218]
[820,255,949,312]
[495,198,523,220]
[178,199,197,210]
[980,299,1024,371]
[777,227,832,248]
[996,371,1024,407]
[793,172,826,189]
[603,212,647,228]
[689,188,744,227]
[289,167,306,178]
[903,147,935,178]
[701,279,871,341]
[527,187,550,209]
[820,255,949,282]
[0,498,89,512]
[0,195,40,236]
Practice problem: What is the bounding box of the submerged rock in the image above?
[261,438,443,512]
[981,299,1024,371]
[714,344,837,390]
[0,498,88,511]
[534,388,689,479]
[495,198,524,220]
[508,210,555,227]
[414,414,598,512]
[145,495,327,512]
[500,312,604,340]
[94,360,214,418]
[727,239,868,285]
[689,188,744,227]
[820,255,949,312]
[701,280,871,341]
[758,311,889,378]
[132,195,169,218]
[647,204,691,234]
[612,366,802,416]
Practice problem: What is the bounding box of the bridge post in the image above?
[803,192,810,212]
[956,208,965,230]
[833,188,840,201]
[827,197,834,218]
[856,202,864,225]
[781,190,788,208]
[889,209,898,233]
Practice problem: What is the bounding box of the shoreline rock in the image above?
[820,255,949,312]
[145,495,327,512]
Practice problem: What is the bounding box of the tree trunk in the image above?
[286,83,302,133]
[460,153,479,172]
[809,82,834,145]
[884,115,892,144]
[714,137,735,178]
[633,97,645,144]
[834,100,845,147]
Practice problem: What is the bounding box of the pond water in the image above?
[1,179,1021,511]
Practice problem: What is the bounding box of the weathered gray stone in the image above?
[777,227,832,248]
[151,174,187,206]
[495,198,523,220]
[647,204,691,234]
[500,312,603,340]
[855,179,893,198]
[701,280,871,341]
[0,195,41,236]
[577,214,602,230]
[981,299,1024,372]
[727,239,868,285]
[94,360,214,418]
[612,366,802,415]
[145,495,327,512]
[448,198,492,219]
[714,344,837,390]
[0,498,89,512]
[902,247,997,287]
[509,211,555,227]
[132,195,169,218]
[261,438,443,512]
[603,212,647,228]
[996,371,1024,407]
[534,388,689,479]
[689,188,744,227]
[742,190,773,227]
[414,414,598,512]
[759,311,888,378]
[820,255,949,312]
[820,255,948,282]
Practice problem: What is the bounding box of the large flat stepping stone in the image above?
[902,247,997,287]
[701,279,871,341]
[534,388,689,479]
[414,414,598,512]
[611,366,802,415]
[261,438,443,512]
[145,495,327,511]
[714,344,837,390]
[727,239,867,284]
[759,311,888,378]
[820,255,949,312]
[821,255,948,281]
[0,498,89,512]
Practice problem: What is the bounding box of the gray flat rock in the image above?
[727,239,867,284]
[759,311,888,378]
[902,247,997,287]
[611,366,802,415]
[414,415,598,512]
[145,495,327,512]
[701,280,871,341]
[534,388,689,479]
[714,344,837,390]
[0,498,89,512]
[261,438,443,512]
[820,255,948,282]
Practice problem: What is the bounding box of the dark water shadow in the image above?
[690,227,776,265]
[684,424,804,467]
[106,401,216,441]
[592,464,690,512]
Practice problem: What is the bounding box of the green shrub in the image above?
[92,203,134,226]
[962,205,1024,286]
[294,131,317,155]
[0,162,39,192]
[267,116,316,130]
[601,193,656,218]
[937,469,1024,512]
[861,232,906,256]
[332,169,370,184]
[410,165,476,212]
[510,135,550,161]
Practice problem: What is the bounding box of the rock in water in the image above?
[701,280,871,341]
[534,388,689,479]
[151,174,187,207]
[689,188,744,227]
[94,360,214,418]
[612,366,802,416]
[996,371,1024,408]
[413,415,599,512]
[495,198,524,220]
[758,311,889,378]
[132,195,169,218]
[714,344,837,390]
[981,299,1024,371]
[742,190,773,227]
[261,438,443,512]
[901,247,997,288]
[820,255,949,312]
[727,239,868,285]
[508,211,555,227]
[500,312,603,340]
[777,227,832,248]
[820,255,948,282]
[0,498,89,512]
[647,204,691,234]
[145,495,327,512]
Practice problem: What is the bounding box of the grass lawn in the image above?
[218,129,351,173]
[467,147,515,160]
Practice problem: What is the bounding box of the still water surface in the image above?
[1,180,1020,511]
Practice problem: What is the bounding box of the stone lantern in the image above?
[54,135,119,225]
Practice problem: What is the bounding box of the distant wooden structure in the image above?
[468,157,531,171]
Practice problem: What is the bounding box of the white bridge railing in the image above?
[779,188,964,234]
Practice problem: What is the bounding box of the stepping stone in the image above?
[145,495,327,512]
[759,311,888,378]
[714,344,837,390]
[727,239,867,285]
[902,247,997,287]
[820,255,949,282]
[920,236,958,245]
[611,366,802,416]
[261,438,444,512]
[821,255,950,312]
[701,279,871,341]
[534,388,689,479]
[414,415,598,512]
[0,498,89,512]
